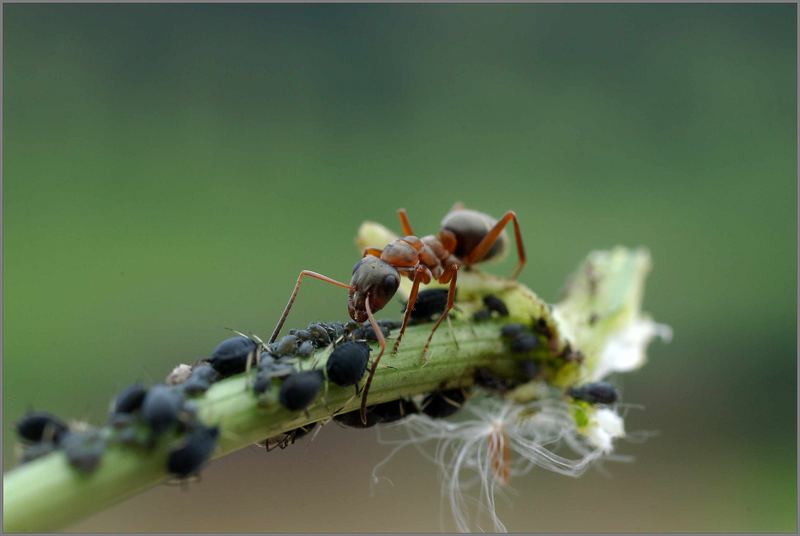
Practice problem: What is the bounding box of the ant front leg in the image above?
[359,295,386,424]
[392,265,427,355]
[270,270,352,343]
[421,265,459,363]
[464,211,527,280]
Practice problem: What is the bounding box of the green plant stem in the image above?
[3,319,531,533]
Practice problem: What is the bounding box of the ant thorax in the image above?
[379,235,458,284]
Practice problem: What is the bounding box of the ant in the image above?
[269,203,526,423]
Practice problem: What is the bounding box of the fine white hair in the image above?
[373,395,622,532]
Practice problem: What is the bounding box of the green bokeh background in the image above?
[3,4,796,532]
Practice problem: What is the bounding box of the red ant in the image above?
[269,203,526,423]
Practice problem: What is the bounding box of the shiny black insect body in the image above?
[111,384,149,414]
[326,341,370,387]
[371,398,419,423]
[62,429,106,473]
[16,412,69,445]
[296,340,315,358]
[569,382,619,405]
[209,336,257,378]
[306,324,332,347]
[482,294,509,317]
[181,364,220,397]
[500,323,527,339]
[403,288,449,323]
[167,424,220,478]
[271,335,299,357]
[421,388,468,419]
[510,333,539,353]
[472,309,492,322]
[141,385,185,435]
[278,371,324,411]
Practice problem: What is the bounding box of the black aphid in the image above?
[317,321,347,341]
[166,424,220,478]
[259,360,296,378]
[510,333,539,353]
[500,323,527,339]
[272,335,299,357]
[289,329,312,341]
[62,429,106,473]
[472,309,492,322]
[519,359,540,380]
[307,324,331,347]
[568,382,619,405]
[474,367,511,392]
[209,336,257,377]
[403,288,449,323]
[258,352,277,369]
[16,412,69,445]
[351,322,390,342]
[190,364,219,383]
[483,294,509,317]
[296,340,315,358]
[182,376,211,397]
[371,398,419,423]
[421,388,468,419]
[278,370,324,411]
[112,384,149,414]
[252,372,272,395]
[378,319,402,330]
[326,341,370,387]
[141,385,185,435]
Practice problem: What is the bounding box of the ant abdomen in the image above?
[441,209,508,263]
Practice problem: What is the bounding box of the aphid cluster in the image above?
[106,379,218,479]
[334,388,470,429]
[249,319,401,415]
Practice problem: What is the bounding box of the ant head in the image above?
[348,256,401,322]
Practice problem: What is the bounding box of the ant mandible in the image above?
[269,203,526,423]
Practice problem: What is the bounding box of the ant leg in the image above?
[392,265,427,355]
[397,208,414,236]
[464,211,526,280]
[269,271,352,343]
[446,315,459,349]
[359,295,386,424]
[421,266,459,362]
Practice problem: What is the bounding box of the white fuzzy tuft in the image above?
[374,397,621,532]
[592,316,672,380]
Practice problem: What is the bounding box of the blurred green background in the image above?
[3,3,796,532]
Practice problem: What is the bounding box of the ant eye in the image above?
[352,259,365,274]
[383,274,399,291]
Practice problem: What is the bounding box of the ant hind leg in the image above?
[464,211,526,280]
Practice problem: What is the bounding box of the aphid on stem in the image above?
[270,203,527,423]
